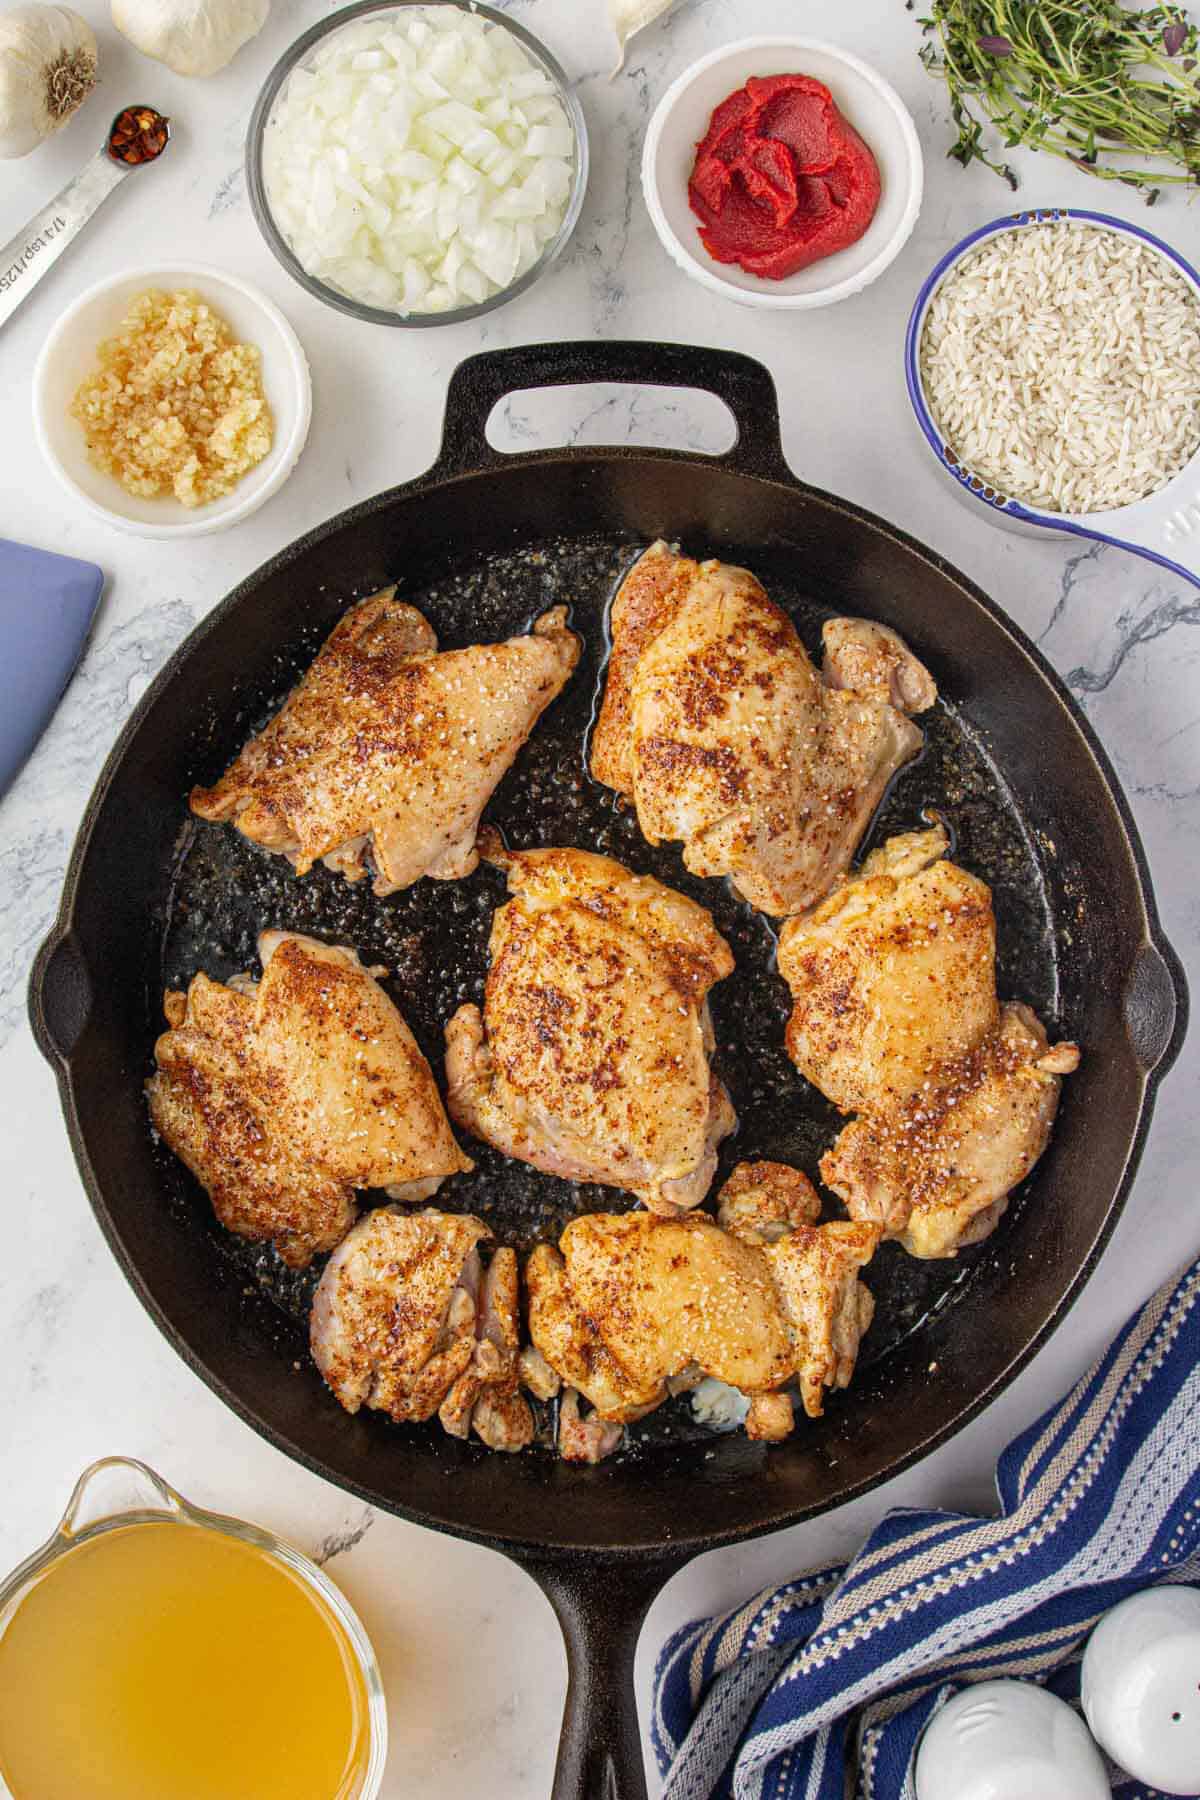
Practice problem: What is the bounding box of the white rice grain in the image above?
[919,222,1200,514]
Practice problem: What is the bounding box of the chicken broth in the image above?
[0,1522,371,1800]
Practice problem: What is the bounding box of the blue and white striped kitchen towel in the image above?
[653,1251,1200,1800]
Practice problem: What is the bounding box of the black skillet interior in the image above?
[32,345,1185,1566]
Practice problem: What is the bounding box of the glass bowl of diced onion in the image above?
[246,0,588,326]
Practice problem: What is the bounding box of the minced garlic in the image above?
[70,289,273,508]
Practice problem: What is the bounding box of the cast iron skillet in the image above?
[29,343,1187,1798]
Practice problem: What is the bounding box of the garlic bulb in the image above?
[609,0,680,73]
[0,4,96,158]
[111,0,269,77]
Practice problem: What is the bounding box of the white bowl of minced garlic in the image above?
[33,265,312,538]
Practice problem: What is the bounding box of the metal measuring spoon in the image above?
[0,106,171,334]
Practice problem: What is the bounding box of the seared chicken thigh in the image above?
[716,1162,880,1430]
[445,839,736,1214]
[526,1165,879,1459]
[778,829,1079,1258]
[777,826,999,1115]
[823,1004,1080,1259]
[311,1208,533,1450]
[527,1212,794,1421]
[147,932,471,1267]
[438,1247,534,1452]
[590,543,936,916]
[191,591,579,895]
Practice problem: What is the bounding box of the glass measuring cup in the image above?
[0,1457,388,1800]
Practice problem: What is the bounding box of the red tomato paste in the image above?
[688,74,881,281]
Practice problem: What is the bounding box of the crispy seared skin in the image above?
[777,826,999,1115]
[191,592,579,895]
[147,932,471,1267]
[762,1218,879,1419]
[311,1208,489,1421]
[779,829,1080,1259]
[823,1004,1080,1258]
[526,1173,880,1435]
[445,840,736,1214]
[440,1247,534,1452]
[717,1157,822,1242]
[591,543,935,916]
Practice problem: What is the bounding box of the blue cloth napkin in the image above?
[653,1251,1200,1800]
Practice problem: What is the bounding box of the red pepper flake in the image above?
[106,106,171,167]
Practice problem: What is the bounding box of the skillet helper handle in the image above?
[1123,935,1189,1077]
[28,923,92,1067]
[434,340,791,482]
[523,1551,685,1800]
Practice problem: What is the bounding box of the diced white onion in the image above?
[261,4,577,316]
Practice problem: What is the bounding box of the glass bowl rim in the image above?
[244,0,589,328]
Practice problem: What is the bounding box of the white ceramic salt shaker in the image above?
[1082,1586,1200,1794]
[914,1679,1110,1800]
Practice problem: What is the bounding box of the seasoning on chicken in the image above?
[311,1208,534,1451]
[590,542,936,917]
[445,838,736,1214]
[777,825,999,1115]
[778,828,1079,1258]
[525,1165,880,1460]
[147,931,471,1268]
[822,1004,1080,1260]
[190,591,580,895]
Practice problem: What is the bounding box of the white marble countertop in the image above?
[2,2,1198,1793]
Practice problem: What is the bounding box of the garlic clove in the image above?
[0,3,96,159]
[111,0,270,80]
[608,0,681,76]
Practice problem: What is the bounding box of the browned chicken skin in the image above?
[590,543,936,917]
[311,1208,533,1450]
[191,591,580,896]
[778,829,1079,1258]
[439,1247,534,1452]
[720,1162,880,1424]
[777,826,999,1115]
[146,932,471,1268]
[823,1003,1080,1260]
[525,1164,880,1458]
[445,838,736,1214]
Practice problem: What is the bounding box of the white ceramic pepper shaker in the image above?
[1082,1586,1200,1794]
[914,1679,1110,1800]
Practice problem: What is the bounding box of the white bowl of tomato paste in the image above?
[643,37,922,310]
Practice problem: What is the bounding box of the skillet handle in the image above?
[433,340,791,482]
[519,1549,687,1800]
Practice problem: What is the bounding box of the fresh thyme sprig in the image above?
[917,0,1200,202]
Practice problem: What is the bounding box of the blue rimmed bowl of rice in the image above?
[905,209,1200,591]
